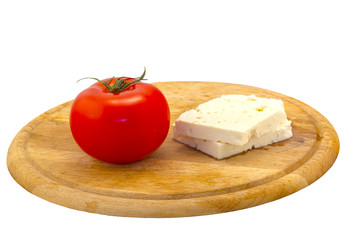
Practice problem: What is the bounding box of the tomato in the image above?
[69,69,170,164]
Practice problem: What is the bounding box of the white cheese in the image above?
[173,121,292,159]
[175,94,290,146]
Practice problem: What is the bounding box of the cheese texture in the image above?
[173,121,292,159]
[172,94,292,159]
[175,95,290,146]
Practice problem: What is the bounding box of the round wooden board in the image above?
[7,82,339,218]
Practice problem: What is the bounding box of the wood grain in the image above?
[7,82,340,217]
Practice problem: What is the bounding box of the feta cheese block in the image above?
[173,121,292,159]
[174,94,291,146]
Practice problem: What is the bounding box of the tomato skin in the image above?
[70,79,170,164]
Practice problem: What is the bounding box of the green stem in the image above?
[77,68,147,93]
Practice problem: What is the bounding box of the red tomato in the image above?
[70,70,170,164]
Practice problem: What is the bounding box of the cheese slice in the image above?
[173,121,292,159]
[175,94,289,146]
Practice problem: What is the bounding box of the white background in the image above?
[1,0,359,239]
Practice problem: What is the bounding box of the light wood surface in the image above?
[7,82,340,217]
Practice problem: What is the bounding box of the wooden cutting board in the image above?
[7,82,339,217]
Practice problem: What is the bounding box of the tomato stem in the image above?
[77,68,147,93]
